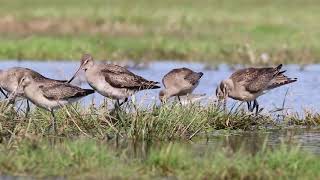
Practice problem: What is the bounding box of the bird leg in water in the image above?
[0,88,8,98]
[247,101,252,111]
[252,99,263,115]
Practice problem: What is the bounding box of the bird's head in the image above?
[215,80,230,109]
[68,53,94,83]
[80,53,94,71]
[159,90,169,103]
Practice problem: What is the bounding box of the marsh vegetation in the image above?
[0,100,317,141]
[0,100,319,178]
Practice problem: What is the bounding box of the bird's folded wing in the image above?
[101,69,152,89]
[231,67,278,93]
[39,83,88,100]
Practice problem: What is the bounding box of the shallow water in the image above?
[0,61,316,114]
[71,128,320,156]
[0,61,319,178]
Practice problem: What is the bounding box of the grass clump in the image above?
[0,100,318,142]
[0,101,276,141]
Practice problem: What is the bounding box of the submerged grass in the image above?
[0,0,320,63]
[0,138,319,179]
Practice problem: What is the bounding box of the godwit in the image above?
[159,68,203,103]
[0,67,66,115]
[68,54,160,108]
[215,64,297,114]
[11,74,94,132]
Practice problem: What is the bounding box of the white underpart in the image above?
[23,84,81,111]
[85,67,135,100]
[179,93,206,106]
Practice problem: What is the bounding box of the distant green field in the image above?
[0,0,319,64]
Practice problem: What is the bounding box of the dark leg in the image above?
[113,100,121,113]
[253,99,259,115]
[246,101,252,111]
[0,87,8,98]
[50,110,57,133]
[116,99,120,108]
[25,100,30,117]
[177,96,182,105]
[118,98,128,107]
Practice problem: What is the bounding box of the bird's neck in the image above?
[223,79,235,96]
[163,89,173,100]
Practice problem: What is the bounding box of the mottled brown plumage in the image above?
[0,67,68,116]
[229,64,296,93]
[216,64,297,114]
[101,65,159,90]
[0,67,66,97]
[13,75,94,111]
[68,54,160,108]
[160,67,203,102]
[10,74,94,133]
[39,83,94,101]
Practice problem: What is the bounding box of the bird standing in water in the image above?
[216,64,297,114]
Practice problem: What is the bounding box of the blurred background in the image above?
[0,0,318,65]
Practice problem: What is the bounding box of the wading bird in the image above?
[68,54,160,109]
[215,64,297,114]
[10,74,94,132]
[0,67,67,115]
[159,67,203,103]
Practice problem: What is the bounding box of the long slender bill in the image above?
[0,87,8,98]
[68,65,82,83]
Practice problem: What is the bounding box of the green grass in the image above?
[0,0,319,63]
[0,96,320,178]
[0,100,318,141]
[0,139,319,179]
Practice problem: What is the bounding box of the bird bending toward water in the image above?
[0,67,67,115]
[159,67,203,103]
[68,54,160,109]
[10,74,94,132]
[215,64,297,114]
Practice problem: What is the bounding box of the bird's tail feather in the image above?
[267,74,297,90]
[141,81,161,90]
[83,89,95,96]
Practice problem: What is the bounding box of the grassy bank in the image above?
[0,0,319,64]
[0,100,318,141]
[0,139,319,179]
